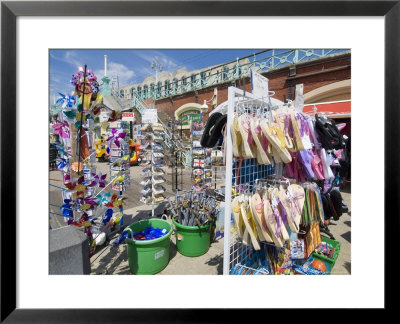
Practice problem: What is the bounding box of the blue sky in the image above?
[49,49,265,103]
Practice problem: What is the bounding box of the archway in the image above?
[304,80,351,104]
[174,103,203,130]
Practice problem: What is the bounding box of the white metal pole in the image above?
[223,87,234,275]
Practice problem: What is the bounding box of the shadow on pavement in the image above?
[344,220,351,227]
[168,239,178,261]
[92,244,130,275]
[343,261,351,274]
[341,231,351,243]
[205,253,223,275]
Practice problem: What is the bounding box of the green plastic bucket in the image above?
[125,218,172,275]
[312,236,341,269]
[172,218,211,257]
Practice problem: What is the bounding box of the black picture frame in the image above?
[1,0,397,322]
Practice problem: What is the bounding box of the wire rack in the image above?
[223,86,282,275]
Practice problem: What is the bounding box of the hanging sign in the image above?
[250,69,269,98]
[142,109,158,124]
[178,109,201,126]
[122,112,135,122]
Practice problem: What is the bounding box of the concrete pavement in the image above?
[50,161,351,275]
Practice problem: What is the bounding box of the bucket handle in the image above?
[161,214,177,233]
[123,227,134,240]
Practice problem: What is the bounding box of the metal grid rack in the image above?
[223,86,281,275]
[209,145,225,190]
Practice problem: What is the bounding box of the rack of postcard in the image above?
[191,121,213,192]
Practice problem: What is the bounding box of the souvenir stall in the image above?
[219,86,347,275]
[50,66,128,255]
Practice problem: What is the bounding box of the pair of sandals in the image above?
[200,112,227,148]
[231,109,314,164]
[285,148,333,182]
[231,184,305,250]
[230,113,282,164]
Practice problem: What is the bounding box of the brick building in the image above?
[118,49,351,131]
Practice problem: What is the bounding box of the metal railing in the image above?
[119,49,350,101]
[111,88,193,168]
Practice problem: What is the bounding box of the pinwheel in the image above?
[52,121,70,139]
[70,72,81,86]
[56,92,76,109]
[107,128,127,148]
[67,219,82,227]
[92,173,107,188]
[76,196,97,212]
[96,192,111,206]
[64,175,85,195]
[102,208,114,225]
[56,157,68,170]
[90,80,100,95]
[50,143,70,157]
[113,175,125,185]
[84,197,98,209]
[85,69,96,81]
[105,194,127,208]
[113,197,127,208]
[60,199,73,219]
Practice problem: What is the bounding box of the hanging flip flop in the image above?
[287,184,305,231]
[270,188,290,242]
[250,193,273,242]
[231,114,243,158]
[271,146,282,163]
[278,187,299,233]
[251,118,271,165]
[273,109,295,152]
[263,193,283,248]
[237,114,256,159]
[298,150,316,179]
[240,200,261,250]
[260,117,292,163]
[232,195,245,238]
[290,111,313,151]
[310,150,325,180]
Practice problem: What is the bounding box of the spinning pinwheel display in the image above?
[50,65,129,257]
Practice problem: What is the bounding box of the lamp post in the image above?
[151,56,163,99]
[200,100,209,121]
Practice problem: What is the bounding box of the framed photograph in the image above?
[1,0,396,321]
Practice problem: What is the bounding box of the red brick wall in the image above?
[153,54,351,121]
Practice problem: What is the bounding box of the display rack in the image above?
[139,123,167,217]
[108,120,131,228]
[191,121,212,191]
[223,87,277,275]
[210,145,225,190]
[170,120,184,192]
[109,121,131,191]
